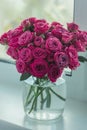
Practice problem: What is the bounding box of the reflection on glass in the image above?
[23,115,64,130]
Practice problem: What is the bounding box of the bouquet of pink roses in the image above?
[0,17,87,115]
[0,17,87,82]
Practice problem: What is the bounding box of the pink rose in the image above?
[30,59,48,78]
[33,47,47,59]
[66,46,80,69]
[8,26,23,39]
[51,21,62,28]
[21,17,37,30]
[28,44,35,51]
[69,58,80,70]
[7,47,19,59]
[46,37,62,52]
[8,37,19,47]
[34,19,49,34]
[0,32,8,44]
[77,31,87,46]
[29,17,37,24]
[48,64,63,82]
[47,51,54,62]
[18,31,34,46]
[74,40,85,52]
[21,18,30,28]
[45,32,54,39]
[67,22,79,32]
[62,32,73,44]
[34,36,44,46]
[54,51,69,68]
[19,48,32,62]
[52,26,67,39]
[16,59,26,73]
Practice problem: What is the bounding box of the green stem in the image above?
[25,85,34,106]
[25,95,34,106]
[46,88,51,108]
[49,88,66,101]
[28,87,46,113]
[40,88,44,109]
[34,87,39,111]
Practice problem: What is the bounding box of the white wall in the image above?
[66,0,87,101]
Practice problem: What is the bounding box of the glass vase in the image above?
[23,76,66,121]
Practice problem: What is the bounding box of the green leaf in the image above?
[20,73,31,81]
[78,56,87,63]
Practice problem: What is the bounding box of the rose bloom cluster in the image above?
[0,17,87,82]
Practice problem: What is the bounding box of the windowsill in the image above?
[0,63,87,130]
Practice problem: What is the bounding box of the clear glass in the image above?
[23,76,66,121]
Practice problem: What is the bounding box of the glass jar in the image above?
[23,76,66,121]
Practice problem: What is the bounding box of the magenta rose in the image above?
[29,17,37,24]
[54,51,69,68]
[8,26,23,39]
[30,59,48,78]
[69,58,80,70]
[52,26,67,39]
[19,48,32,62]
[47,50,54,62]
[34,19,49,34]
[66,46,80,69]
[48,64,63,82]
[45,32,54,39]
[28,44,35,51]
[33,47,47,59]
[74,40,85,52]
[8,36,19,47]
[62,32,73,44]
[34,36,44,46]
[46,37,62,52]
[51,21,62,28]
[18,31,34,46]
[77,31,87,46]
[0,32,8,44]
[16,59,26,73]
[21,18,30,28]
[7,47,19,59]
[67,22,79,32]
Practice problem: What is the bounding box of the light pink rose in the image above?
[7,47,19,59]
[54,51,69,68]
[67,22,79,32]
[34,36,44,46]
[34,19,49,34]
[33,47,47,59]
[46,37,62,52]
[30,59,48,78]
[18,31,34,46]
[19,48,32,62]
[48,64,63,82]
[16,59,26,73]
